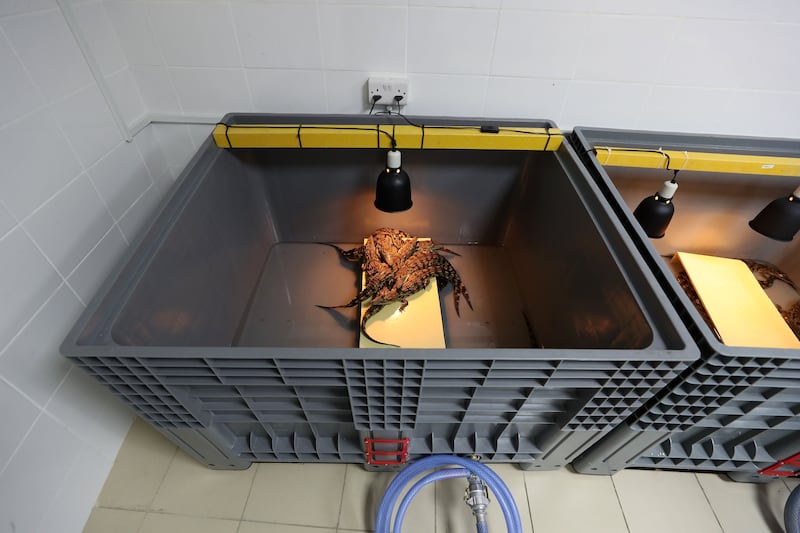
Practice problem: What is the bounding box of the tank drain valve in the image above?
[464,473,491,528]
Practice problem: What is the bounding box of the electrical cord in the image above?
[368,94,381,115]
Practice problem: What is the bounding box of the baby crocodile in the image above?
[319,228,471,347]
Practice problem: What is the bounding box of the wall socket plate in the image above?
[368,76,409,107]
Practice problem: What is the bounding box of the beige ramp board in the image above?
[673,251,800,349]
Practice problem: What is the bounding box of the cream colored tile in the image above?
[138,513,239,533]
[150,450,256,520]
[437,464,532,533]
[526,468,627,533]
[614,470,722,533]
[82,507,145,533]
[697,473,789,533]
[243,463,346,528]
[338,464,435,532]
[96,418,177,510]
[238,522,336,533]
[338,465,394,531]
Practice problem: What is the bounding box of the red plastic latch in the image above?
[364,438,410,466]
[759,452,800,477]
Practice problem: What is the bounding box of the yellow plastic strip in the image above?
[213,124,562,151]
[593,146,800,177]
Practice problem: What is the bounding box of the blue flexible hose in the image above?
[393,468,469,533]
[375,455,522,533]
[477,520,490,533]
[786,482,800,533]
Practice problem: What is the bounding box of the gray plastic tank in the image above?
[570,127,800,482]
[60,114,697,469]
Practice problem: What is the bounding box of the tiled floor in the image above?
[84,418,799,533]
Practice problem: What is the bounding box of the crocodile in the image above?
[319,228,471,347]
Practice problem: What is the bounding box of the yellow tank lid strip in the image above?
[213,123,562,151]
[593,146,800,177]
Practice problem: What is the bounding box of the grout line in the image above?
[521,469,536,533]
[693,472,725,533]
[0,382,45,477]
[335,464,350,529]
[62,222,121,282]
[145,445,181,512]
[0,279,69,359]
[609,474,633,533]
[226,2,254,114]
[481,2,504,116]
[238,462,260,523]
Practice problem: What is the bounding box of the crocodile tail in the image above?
[432,255,472,317]
[360,303,399,347]
[319,242,364,263]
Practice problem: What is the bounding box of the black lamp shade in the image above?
[375,167,412,212]
[633,195,674,239]
[749,195,800,242]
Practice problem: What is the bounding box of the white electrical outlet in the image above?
[368,77,409,107]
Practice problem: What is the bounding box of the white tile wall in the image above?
[0,229,61,350]
[170,67,253,116]
[325,70,373,113]
[233,3,322,69]
[726,90,800,138]
[23,174,115,276]
[81,0,800,138]
[406,73,488,115]
[0,285,81,406]
[248,69,327,113]
[560,80,652,130]
[148,2,241,68]
[0,30,44,124]
[319,5,406,72]
[88,141,153,219]
[491,10,592,79]
[38,444,117,533]
[665,19,798,91]
[186,124,215,149]
[0,202,16,238]
[132,66,182,115]
[410,0,501,7]
[1,9,94,102]
[151,123,197,171]
[66,225,128,304]
[573,15,677,83]
[105,67,148,126]
[0,0,57,17]
[0,109,83,220]
[46,367,133,458]
[0,4,150,533]
[118,184,161,242]
[484,77,568,120]
[49,83,123,168]
[639,85,737,135]
[407,7,499,75]
[0,379,39,470]
[0,413,85,533]
[105,1,162,66]
[134,123,173,184]
[72,1,127,77]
